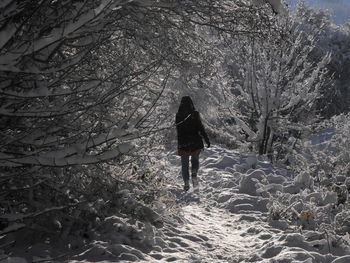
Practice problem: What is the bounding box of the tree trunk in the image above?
[259,117,271,155]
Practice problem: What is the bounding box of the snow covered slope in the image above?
[155,145,350,262]
[4,144,350,262]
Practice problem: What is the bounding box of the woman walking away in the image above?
[176,96,210,191]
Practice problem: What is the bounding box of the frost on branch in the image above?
[217,5,330,161]
[252,0,286,14]
[265,0,285,14]
[0,0,172,247]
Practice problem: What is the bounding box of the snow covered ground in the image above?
[3,144,350,263]
[152,145,350,263]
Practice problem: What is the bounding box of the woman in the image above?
[176,96,210,191]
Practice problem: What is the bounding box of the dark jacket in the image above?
[176,110,209,154]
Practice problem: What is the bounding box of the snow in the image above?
[3,144,350,262]
[252,1,286,15]
[0,257,28,263]
[306,127,336,150]
[332,255,350,263]
[0,0,124,72]
[0,126,134,166]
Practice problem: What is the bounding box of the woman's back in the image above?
[176,96,209,153]
[176,111,199,136]
[175,96,210,191]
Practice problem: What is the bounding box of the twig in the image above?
[32,253,68,263]
[0,223,26,235]
[0,201,86,223]
[0,240,15,249]
[324,230,331,253]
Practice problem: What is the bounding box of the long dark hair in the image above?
[178,96,195,115]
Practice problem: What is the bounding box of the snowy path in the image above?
[145,145,349,263]
[66,145,350,263]
[161,204,268,262]
[150,146,281,262]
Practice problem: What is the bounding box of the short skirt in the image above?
[178,148,203,156]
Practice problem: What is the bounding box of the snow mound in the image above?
[239,169,266,195]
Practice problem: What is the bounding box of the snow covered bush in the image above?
[0,0,169,246]
[265,112,350,243]
[289,2,350,116]
[328,114,350,177]
[292,113,350,190]
[335,210,350,235]
[214,2,330,161]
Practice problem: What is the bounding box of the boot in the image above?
[184,181,190,192]
[192,175,198,188]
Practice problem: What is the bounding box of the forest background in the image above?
[0,0,350,260]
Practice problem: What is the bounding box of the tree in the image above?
[217,4,330,161]
[0,0,276,239]
[317,21,350,116]
[288,1,350,117]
